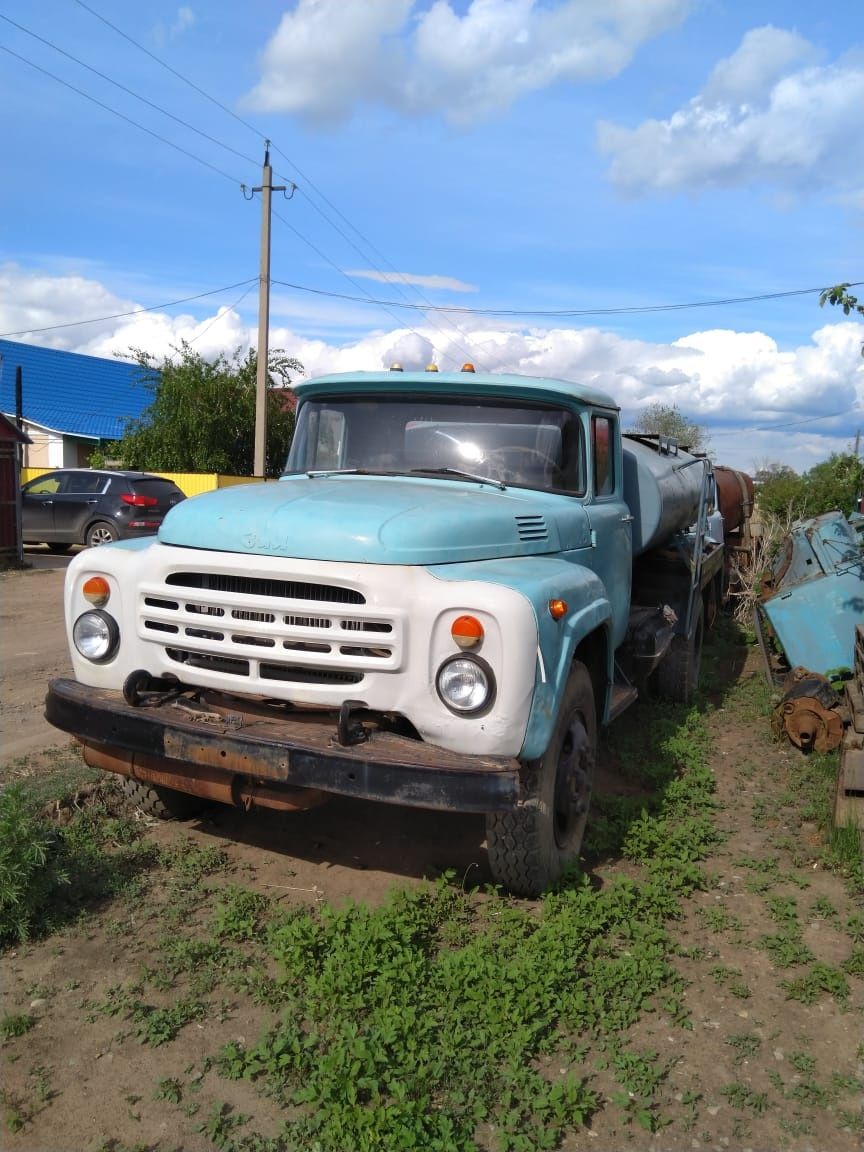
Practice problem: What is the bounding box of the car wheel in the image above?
[86,521,119,547]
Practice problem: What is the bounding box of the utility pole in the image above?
[246,143,287,478]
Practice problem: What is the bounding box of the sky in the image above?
[1,0,862,474]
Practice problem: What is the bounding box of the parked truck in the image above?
[46,367,724,895]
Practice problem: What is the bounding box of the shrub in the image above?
[0,785,69,946]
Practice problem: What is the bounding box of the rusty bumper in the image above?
[45,678,521,813]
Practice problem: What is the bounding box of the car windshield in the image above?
[285,395,585,493]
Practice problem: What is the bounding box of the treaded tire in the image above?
[485,662,596,897]
[656,596,704,704]
[117,775,205,820]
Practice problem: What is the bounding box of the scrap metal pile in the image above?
[753,509,864,833]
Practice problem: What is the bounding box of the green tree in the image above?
[819,283,864,355]
[756,452,863,520]
[632,402,709,454]
[108,342,303,477]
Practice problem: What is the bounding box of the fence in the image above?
[20,469,261,497]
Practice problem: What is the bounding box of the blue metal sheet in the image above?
[762,511,864,676]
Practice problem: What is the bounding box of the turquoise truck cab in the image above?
[47,368,724,895]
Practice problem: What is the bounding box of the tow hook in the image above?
[336,699,370,747]
[122,669,185,708]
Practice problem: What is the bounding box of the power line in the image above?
[0,43,243,185]
[710,405,862,436]
[187,284,258,345]
[73,0,264,140]
[269,279,864,319]
[271,209,464,368]
[0,279,258,338]
[0,14,260,170]
[71,0,493,367]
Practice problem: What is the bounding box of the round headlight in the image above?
[73,610,119,663]
[436,656,495,715]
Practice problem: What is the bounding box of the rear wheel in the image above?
[656,597,704,703]
[486,662,596,897]
[117,775,205,820]
[86,521,119,547]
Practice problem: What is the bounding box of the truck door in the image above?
[584,414,632,650]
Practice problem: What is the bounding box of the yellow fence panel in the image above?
[20,467,261,497]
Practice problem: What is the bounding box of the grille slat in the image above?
[166,572,365,604]
[141,570,399,689]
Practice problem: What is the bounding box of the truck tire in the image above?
[656,597,704,704]
[485,662,596,897]
[117,775,205,820]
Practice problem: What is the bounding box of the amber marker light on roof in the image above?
[425,363,439,372]
[451,614,484,649]
[83,576,111,607]
[548,599,568,620]
[461,363,476,372]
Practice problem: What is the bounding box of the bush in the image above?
[0,785,69,946]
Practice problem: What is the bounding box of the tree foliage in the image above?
[631,403,709,454]
[106,342,303,477]
[819,283,864,356]
[756,452,863,521]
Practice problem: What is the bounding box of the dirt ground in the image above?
[1,565,862,1151]
[0,566,73,765]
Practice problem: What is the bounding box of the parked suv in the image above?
[21,469,186,551]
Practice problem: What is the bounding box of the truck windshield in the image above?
[285,395,585,493]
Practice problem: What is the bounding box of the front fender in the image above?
[430,555,612,761]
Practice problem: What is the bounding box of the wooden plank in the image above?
[834,747,864,833]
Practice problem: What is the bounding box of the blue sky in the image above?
[1,0,862,473]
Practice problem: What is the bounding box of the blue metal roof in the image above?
[0,339,155,440]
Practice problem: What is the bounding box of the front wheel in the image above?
[86,520,119,547]
[486,662,596,897]
[117,775,205,820]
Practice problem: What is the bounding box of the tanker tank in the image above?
[622,436,705,557]
[713,466,754,536]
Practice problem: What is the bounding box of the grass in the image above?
[1,618,862,1149]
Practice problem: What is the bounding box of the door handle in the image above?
[86,499,98,504]
[620,514,634,523]
[41,499,53,506]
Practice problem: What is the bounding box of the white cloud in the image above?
[244,0,691,125]
[170,7,195,39]
[2,263,862,475]
[598,25,864,195]
[345,270,478,292]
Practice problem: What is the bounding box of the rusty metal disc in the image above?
[777,695,843,753]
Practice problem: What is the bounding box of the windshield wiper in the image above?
[304,468,368,478]
[409,467,506,491]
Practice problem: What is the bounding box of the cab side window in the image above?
[592,416,615,497]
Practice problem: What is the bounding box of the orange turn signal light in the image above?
[461,362,476,372]
[83,576,111,606]
[451,614,484,649]
[548,599,568,621]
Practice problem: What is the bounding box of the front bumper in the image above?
[45,678,521,813]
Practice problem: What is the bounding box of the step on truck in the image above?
[47,367,724,896]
